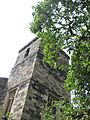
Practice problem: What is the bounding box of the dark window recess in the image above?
[24,48,30,58]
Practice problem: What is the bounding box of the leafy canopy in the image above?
[30,0,90,119]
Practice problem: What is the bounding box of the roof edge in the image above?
[19,37,38,53]
[0,77,8,80]
[60,49,70,59]
[19,37,70,59]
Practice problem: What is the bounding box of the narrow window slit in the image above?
[24,48,30,58]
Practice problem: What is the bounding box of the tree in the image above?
[30,0,90,119]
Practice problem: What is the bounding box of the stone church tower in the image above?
[4,37,69,120]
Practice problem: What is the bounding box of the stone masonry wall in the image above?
[21,50,69,120]
[0,77,8,106]
[9,81,30,120]
[6,38,40,120]
[8,38,40,89]
[0,78,8,119]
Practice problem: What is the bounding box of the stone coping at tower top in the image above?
[19,37,38,53]
[60,49,70,59]
[19,37,70,59]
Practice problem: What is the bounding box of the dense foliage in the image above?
[30,0,90,119]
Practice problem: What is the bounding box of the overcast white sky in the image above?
[0,0,41,78]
